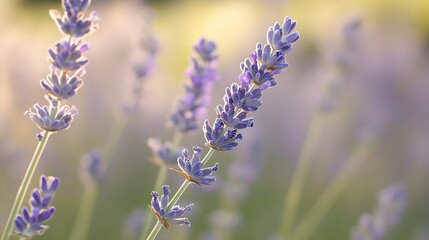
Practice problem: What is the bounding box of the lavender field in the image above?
[0,0,428,239]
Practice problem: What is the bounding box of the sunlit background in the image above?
[1,0,429,239]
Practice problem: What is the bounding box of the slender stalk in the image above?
[103,114,130,167]
[290,137,375,240]
[279,114,324,238]
[1,131,52,240]
[68,113,129,240]
[68,179,97,240]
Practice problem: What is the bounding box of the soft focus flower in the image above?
[149,185,194,229]
[80,149,104,181]
[123,208,145,239]
[25,98,78,132]
[13,175,60,238]
[172,146,219,186]
[170,38,219,132]
[352,184,408,240]
[193,38,218,62]
[147,138,184,165]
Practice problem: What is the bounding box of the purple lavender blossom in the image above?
[172,147,219,186]
[149,185,194,229]
[50,0,98,38]
[48,40,89,72]
[203,16,299,151]
[203,118,243,151]
[352,184,407,240]
[80,149,104,181]
[147,138,184,165]
[216,97,254,129]
[170,38,219,133]
[224,83,263,112]
[25,98,78,132]
[13,175,60,238]
[40,66,85,100]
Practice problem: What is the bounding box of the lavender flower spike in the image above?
[25,97,78,133]
[149,185,194,229]
[172,146,219,186]
[202,16,299,153]
[352,184,407,240]
[13,175,60,238]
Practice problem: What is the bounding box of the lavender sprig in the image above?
[141,39,219,239]
[0,1,97,240]
[146,16,299,240]
[203,17,299,152]
[12,175,60,238]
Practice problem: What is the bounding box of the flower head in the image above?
[49,0,98,38]
[25,98,78,133]
[40,66,85,100]
[149,185,194,229]
[193,38,218,62]
[216,102,253,129]
[267,17,299,53]
[172,147,219,186]
[203,119,243,151]
[13,175,60,238]
[48,40,89,72]
[224,83,263,112]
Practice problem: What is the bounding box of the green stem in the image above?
[289,138,375,240]
[279,114,324,238]
[68,113,129,240]
[68,180,97,240]
[103,114,129,167]
[145,148,215,240]
[1,131,52,240]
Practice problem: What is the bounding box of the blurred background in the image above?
[0,0,428,239]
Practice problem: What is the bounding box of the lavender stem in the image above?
[0,131,52,240]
